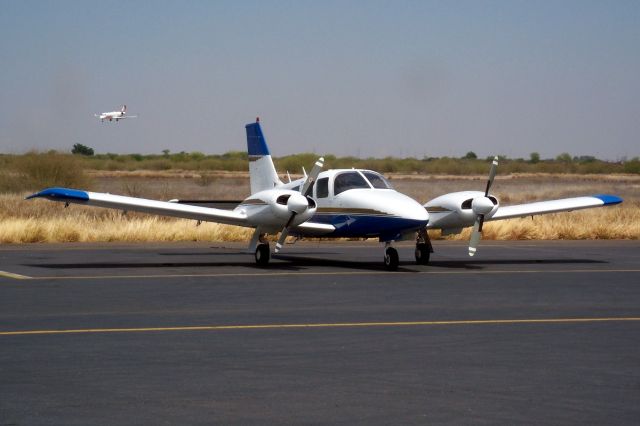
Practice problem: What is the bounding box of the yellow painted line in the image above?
[24,268,640,280]
[0,270,31,280]
[1,317,639,336]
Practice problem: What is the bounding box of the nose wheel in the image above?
[384,246,399,270]
[255,243,270,266]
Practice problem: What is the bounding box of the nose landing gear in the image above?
[384,243,399,271]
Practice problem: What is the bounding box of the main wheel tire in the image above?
[415,243,431,265]
[255,243,270,266]
[384,247,399,271]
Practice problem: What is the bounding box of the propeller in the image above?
[468,156,499,257]
[274,157,324,253]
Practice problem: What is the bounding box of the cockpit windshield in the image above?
[362,171,393,189]
[334,172,370,195]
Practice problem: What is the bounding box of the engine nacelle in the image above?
[423,191,499,232]
[237,189,317,230]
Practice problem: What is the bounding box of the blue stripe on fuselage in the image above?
[303,213,428,240]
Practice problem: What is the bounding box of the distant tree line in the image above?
[0,146,637,181]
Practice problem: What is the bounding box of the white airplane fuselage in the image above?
[235,169,429,241]
[98,111,125,121]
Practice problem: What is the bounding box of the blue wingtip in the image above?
[26,187,89,201]
[245,119,270,157]
[593,194,623,206]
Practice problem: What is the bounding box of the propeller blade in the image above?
[301,157,324,196]
[484,156,499,196]
[275,212,297,253]
[468,215,484,257]
[470,157,498,257]
[274,228,288,253]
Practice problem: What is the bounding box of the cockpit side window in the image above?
[334,172,370,195]
[316,177,329,198]
[362,171,392,189]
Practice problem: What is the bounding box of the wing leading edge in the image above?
[26,187,249,226]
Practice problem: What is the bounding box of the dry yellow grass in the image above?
[0,194,252,244]
[1,192,637,244]
[0,216,253,244]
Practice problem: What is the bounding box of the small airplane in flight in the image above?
[94,105,137,123]
[27,118,623,270]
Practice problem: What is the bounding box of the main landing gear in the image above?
[414,228,433,265]
[255,243,270,266]
[250,229,271,267]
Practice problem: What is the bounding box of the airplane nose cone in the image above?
[395,195,429,223]
[369,190,429,224]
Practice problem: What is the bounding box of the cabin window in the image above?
[362,171,392,189]
[334,172,370,195]
[316,177,329,198]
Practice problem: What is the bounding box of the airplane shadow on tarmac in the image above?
[25,251,393,272]
[26,253,607,273]
[427,258,607,270]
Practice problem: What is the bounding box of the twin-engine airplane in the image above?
[95,105,137,122]
[27,119,623,270]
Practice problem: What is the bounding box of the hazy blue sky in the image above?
[1,1,638,159]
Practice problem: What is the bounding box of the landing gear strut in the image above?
[384,243,399,271]
[415,228,433,265]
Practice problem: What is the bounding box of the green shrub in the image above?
[71,143,94,156]
[623,159,640,174]
[3,152,91,192]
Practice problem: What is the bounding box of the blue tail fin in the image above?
[246,120,270,158]
[245,118,281,194]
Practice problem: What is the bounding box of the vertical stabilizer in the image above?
[245,118,282,194]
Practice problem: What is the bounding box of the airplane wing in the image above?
[488,194,623,222]
[26,187,249,227]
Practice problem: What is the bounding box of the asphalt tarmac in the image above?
[1,240,639,425]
